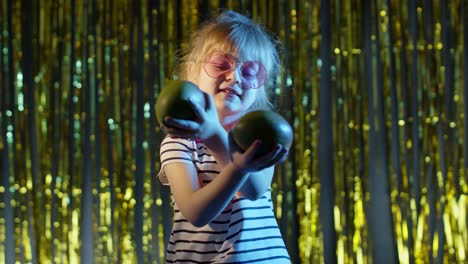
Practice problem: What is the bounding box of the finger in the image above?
[253,145,288,169]
[277,149,289,163]
[187,97,205,120]
[242,139,263,159]
[270,145,288,162]
[164,131,196,140]
[162,123,197,139]
[202,91,215,111]
[164,117,199,132]
[228,132,242,152]
[268,147,289,166]
[162,126,188,137]
[256,146,283,168]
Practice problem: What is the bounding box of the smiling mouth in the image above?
[220,88,239,97]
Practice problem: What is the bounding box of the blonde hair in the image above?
[175,11,282,110]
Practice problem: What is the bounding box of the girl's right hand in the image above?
[162,91,223,141]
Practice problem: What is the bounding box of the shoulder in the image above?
[158,137,213,184]
[158,136,198,184]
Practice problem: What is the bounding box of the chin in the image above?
[222,110,245,122]
[219,102,241,113]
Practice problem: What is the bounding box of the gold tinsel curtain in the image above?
[0,0,467,263]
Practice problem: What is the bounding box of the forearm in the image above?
[181,162,249,226]
[238,166,274,200]
[203,124,231,167]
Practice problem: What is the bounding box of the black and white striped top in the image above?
[158,136,291,263]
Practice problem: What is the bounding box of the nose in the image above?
[225,66,242,85]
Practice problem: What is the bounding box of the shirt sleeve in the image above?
[157,136,196,185]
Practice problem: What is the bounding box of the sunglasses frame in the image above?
[202,51,267,89]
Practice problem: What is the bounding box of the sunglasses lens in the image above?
[239,61,267,89]
[203,52,267,89]
[204,53,233,79]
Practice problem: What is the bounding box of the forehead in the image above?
[195,26,272,68]
[204,43,260,62]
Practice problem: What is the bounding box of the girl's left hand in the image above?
[229,133,289,172]
[162,91,223,141]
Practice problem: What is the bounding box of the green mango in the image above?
[231,110,293,156]
[155,80,205,125]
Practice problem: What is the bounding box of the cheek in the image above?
[188,67,206,89]
[186,76,198,88]
[243,89,258,106]
[194,75,219,95]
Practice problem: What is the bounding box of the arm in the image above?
[238,166,274,200]
[164,120,287,202]
[203,128,286,200]
[163,133,264,227]
[164,161,248,227]
[162,93,288,219]
[162,134,285,227]
[229,133,288,200]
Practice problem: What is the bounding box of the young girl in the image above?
[157,10,291,263]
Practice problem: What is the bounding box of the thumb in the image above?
[242,139,262,160]
[202,91,215,111]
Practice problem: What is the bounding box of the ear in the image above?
[186,62,198,83]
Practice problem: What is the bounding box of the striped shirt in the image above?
[158,136,291,263]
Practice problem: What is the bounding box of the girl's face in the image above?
[189,50,266,127]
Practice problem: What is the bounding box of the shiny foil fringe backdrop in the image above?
[0,0,467,263]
